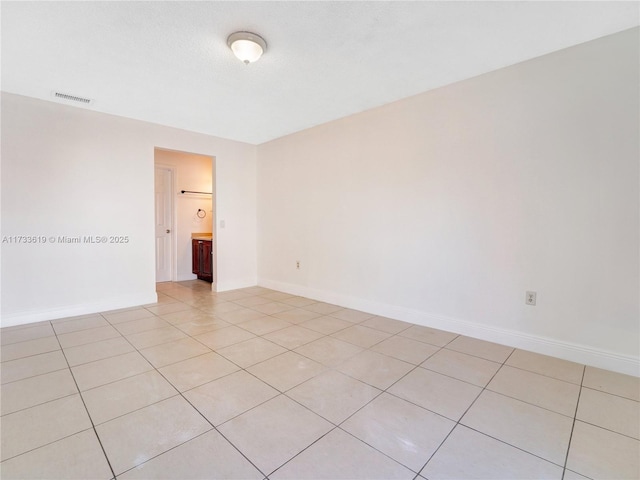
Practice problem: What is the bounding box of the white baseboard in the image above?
[259,278,639,377]
[0,292,158,328]
[216,277,258,292]
[176,273,198,282]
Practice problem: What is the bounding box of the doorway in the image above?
[154,148,216,288]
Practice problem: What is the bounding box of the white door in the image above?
[155,167,173,282]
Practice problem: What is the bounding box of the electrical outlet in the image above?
[526,291,537,306]
[296,261,300,270]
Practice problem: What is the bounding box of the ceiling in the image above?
[2,1,638,145]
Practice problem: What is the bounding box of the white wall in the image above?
[1,93,257,326]
[257,28,639,375]
[154,149,214,282]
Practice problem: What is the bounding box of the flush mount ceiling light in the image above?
[227,31,267,64]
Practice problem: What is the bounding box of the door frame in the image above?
[153,147,217,291]
[155,163,177,282]
[211,155,217,291]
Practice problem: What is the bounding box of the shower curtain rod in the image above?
[180,190,212,195]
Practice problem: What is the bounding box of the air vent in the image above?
[53,92,92,104]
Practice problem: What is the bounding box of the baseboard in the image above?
[176,273,198,282]
[0,292,158,328]
[258,278,639,377]
[216,277,258,292]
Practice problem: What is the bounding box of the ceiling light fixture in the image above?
[227,31,267,64]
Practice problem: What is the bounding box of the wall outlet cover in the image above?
[526,291,537,306]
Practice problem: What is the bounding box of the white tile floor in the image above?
[1,280,639,479]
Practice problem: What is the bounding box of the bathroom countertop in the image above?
[191,233,213,241]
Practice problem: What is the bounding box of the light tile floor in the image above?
[1,280,639,479]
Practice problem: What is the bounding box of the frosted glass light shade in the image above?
[227,32,267,64]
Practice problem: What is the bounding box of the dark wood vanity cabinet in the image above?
[192,239,213,282]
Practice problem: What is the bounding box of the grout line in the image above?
[561,365,587,479]
[51,325,117,479]
[414,347,516,475]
